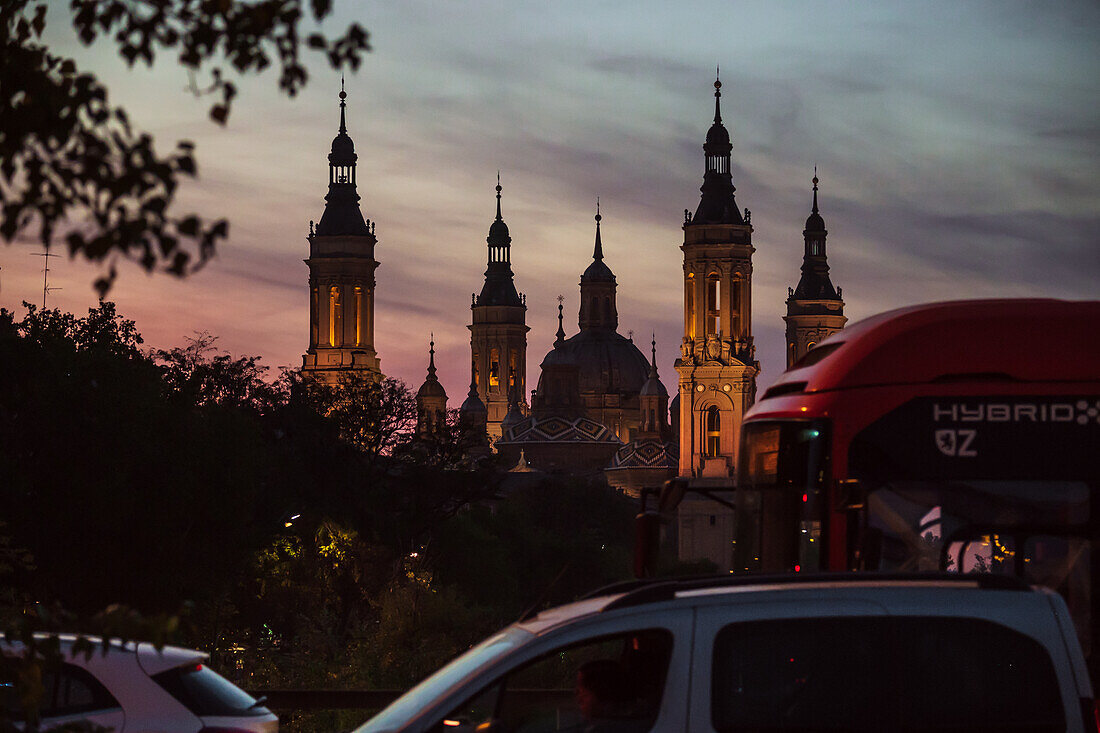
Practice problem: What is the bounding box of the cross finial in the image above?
[495,171,503,220]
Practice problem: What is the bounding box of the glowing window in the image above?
[489,349,500,388]
[310,287,319,347]
[354,286,363,346]
[706,406,721,457]
[329,286,342,347]
[706,276,720,336]
[509,350,517,388]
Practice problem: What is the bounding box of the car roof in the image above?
[518,573,1037,634]
[6,634,207,675]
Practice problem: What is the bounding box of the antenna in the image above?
[30,244,61,309]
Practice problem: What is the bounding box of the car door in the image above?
[39,663,126,732]
[687,593,890,733]
[418,607,695,733]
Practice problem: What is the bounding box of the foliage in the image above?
[0,0,370,294]
[0,302,644,730]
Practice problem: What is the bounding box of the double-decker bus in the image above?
[735,299,1100,670]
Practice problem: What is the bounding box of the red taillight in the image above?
[1082,698,1100,732]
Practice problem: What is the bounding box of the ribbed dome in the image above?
[582,258,615,283]
[488,217,510,242]
[330,132,355,164]
[549,330,650,396]
[639,372,668,397]
[460,389,487,415]
[416,378,446,400]
[804,211,826,232]
[540,342,577,368]
[705,121,730,148]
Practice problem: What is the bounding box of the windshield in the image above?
[354,627,532,732]
[735,420,830,573]
[860,479,1094,653]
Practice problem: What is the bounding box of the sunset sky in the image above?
[3,1,1098,396]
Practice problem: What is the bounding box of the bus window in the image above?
[735,421,829,573]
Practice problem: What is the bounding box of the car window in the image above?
[712,616,1066,732]
[152,662,267,717]
[435,629,673,733]
[39,664,119,718]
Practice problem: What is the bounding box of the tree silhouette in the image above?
[0,0,370,295]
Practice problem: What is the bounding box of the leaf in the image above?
[209,104,228,124]
[177,216,199,236]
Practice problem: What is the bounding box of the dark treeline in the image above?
[0,302,637,712]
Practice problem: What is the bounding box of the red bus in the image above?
[735,299,1100,669]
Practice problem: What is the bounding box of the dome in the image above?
[705,121,730,148]
[416,378,446,400]
[549,330,650,397]
[329,131,356,165]
[460,385,487,415]
[488,217,510,243]
[540,343,577,369]
[581,258,615,283]
[639,372,668,398]
[500,403,525,433]
[804,211,826,232]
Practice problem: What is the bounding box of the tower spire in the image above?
[427,333,437,379]
[812,165,819,215]
[592,198,603,261]
[650,333,659,376]
[555,295,566,345]
[338,77,347,135]
[714,69,722,123]
[495,171,503,221]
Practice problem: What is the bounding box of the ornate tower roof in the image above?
[476,174,524,307]
[581,200,615,284]
[692,73,745,226]
[315,82,373,237]
[791,171,841,301]
[639,336,668,398]
[416,335,448,400]
[578,202,619,332]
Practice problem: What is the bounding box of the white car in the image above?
[4,635,277,732]
[356,574,1096,732]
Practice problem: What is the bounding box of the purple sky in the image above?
[3,1,1098,397]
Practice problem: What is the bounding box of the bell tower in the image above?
[674,76,759,480]
[469,176,528,439]
[302,83,382,381]
[784,172,846,367]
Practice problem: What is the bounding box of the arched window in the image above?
[706,275,721,336]
[730,277,742,339]
[686,274,695,339]
[489,348,500,388]
[807,341,817,351]
[354,286,363,346]
[509,350,518,388]
[329,286,342,347]
[310,287,319,347]
[706,406,721,457]
[473,359,480,388]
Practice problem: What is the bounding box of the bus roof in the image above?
[765,299,1100,397]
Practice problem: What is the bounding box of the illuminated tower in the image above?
[784,172,846,367]
[415,336,448,435]
[469,176,528,439]
[302,84,382,381]
[674,76,759,479]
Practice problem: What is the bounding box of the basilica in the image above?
[299,76,846,564]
